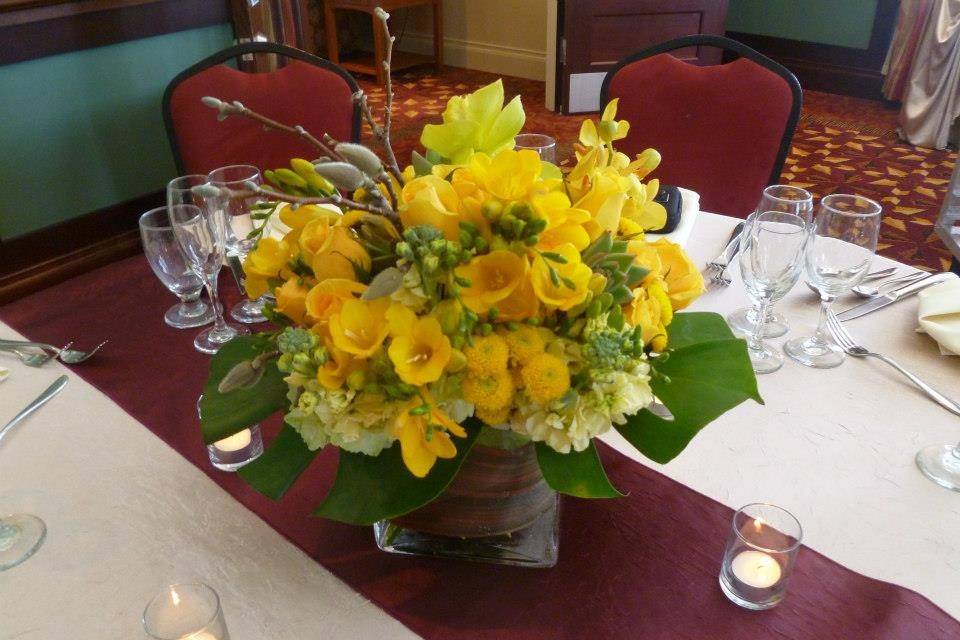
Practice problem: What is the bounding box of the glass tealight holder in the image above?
[514,133,557,163]
[143,582,230,640]
[197,396,263,472]
[719,503,802,610]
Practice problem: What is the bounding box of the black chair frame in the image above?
[599,34,802,188]
[162,41,362,175]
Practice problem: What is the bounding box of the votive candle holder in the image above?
[143,582,230,640]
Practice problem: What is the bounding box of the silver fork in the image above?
[1,346,55,368]
[706,222,745,286]
[0,339,106,365]
[826,311,960,416]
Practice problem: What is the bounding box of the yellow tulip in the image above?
[398,175,462,240]
[572,170,629,240]
[531,243,591,311]
[650,239,705,311]
[329,298,390,357]
[455,250,526,314]
[388,316,452,385]
[274,279,310,325]
[394,392,467,477]
[469,149,542,201]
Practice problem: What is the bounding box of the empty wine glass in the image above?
[514,134,557,163]
[0,513,46,571]
[167,201,249,354]
[139,207,215,329]
[207,165,268,325]
[738,211,809,373]
[785,194,881,368]
[728,185,814,339]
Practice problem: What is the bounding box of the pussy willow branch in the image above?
[208,99,342,161]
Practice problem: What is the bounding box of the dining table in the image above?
[1,211,959,639]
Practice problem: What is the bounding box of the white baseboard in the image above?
[396,31,546,81]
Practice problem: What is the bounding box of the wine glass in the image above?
[0,513,45,571]
[207,165,268,325]
[784,194,881,368]
[167,200,249,354]
[139,207,215,329]
[514,134,557,163]
[738,211,809,373]
[917,439,960,492]
[728,185,814,338]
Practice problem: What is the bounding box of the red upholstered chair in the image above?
[163,42,361,176]
[600,35,801,218]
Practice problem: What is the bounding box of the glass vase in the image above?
[374,442,560,567]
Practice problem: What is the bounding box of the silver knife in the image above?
[835,272,955,321]
[0,375,68,447]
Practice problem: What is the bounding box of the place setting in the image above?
[4,3,960,638]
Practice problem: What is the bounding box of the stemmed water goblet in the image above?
[728,185,814,339]
[207,165,268,324]
[738,210,809,374]
[167,192,249,354]
[784,194,881,368]
[139,207,215,329]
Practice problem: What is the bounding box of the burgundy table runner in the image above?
[3,255,957,640]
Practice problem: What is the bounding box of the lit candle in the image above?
[730,550,782,588]
[213,429,252,452]
[182,632,218,640]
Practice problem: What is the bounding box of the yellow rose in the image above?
[531,243,591,311]
[650,238,705,311]
[626,239,661,284]
[388,315,452,385]
[274,279,310,324]
[627,286,668,353]
[399,175,462,240]
[455,250,526,314]
[242,237,291,299]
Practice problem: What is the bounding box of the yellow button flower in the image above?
[502,325,545,365]
[463,334,509,375]
[455,250,525,314]
[531,243,591,311]
[462,369,514,411]
[388,316,452,385]
[469,149,542,201]
[399,175,462,240]
[521,353,570,405]
[650,238,705,311]
[242,237,291,299]
[329,298,390,357]
[395,392,467,478]
[274,279,310,325]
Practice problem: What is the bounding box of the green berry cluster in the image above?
[276,327,328,377]
[481,200,547,247]
[580,322,646,373]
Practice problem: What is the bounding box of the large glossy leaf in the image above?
[616,312,762,463]
[665,311,739,350]
[200,335,287,444]
[313,418,483,525]
[239,422,319,500]
[536,441,624,498]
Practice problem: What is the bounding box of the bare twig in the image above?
[211,184,401,226]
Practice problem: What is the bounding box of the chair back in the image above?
[163,42,360,176]
[601,35,801,218]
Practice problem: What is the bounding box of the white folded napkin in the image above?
[917,273,960,356]
[0,366,9,383]
[647,187,700,248]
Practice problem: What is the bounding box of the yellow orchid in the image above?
[329,298,390,357]
[619,177,667,234]
[420,79,525,165]
[399,174,462,240]
[455,250,526,314]
[531,243,591,310]
[469,149,542,201]
[650,238,705,311]
[395,392,467,477]
[572,170,629,241]
[388,315,452,385]
[580,99,630,148]
[243,237,291,299]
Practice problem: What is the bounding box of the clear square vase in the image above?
[374,442,560,567]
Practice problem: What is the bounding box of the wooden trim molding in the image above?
[725,0,899,100]
[0,0,231,65]
[0,190,162,305]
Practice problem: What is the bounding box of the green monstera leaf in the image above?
[200,335,287,445]
[616,312,763,463]
[536,441,625,498]
[313,418,483,525]
[239,422,320,500]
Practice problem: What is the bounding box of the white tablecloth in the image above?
[2,212,959,638]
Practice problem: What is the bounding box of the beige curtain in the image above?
[900,0,960,149]
[883,0,935,101]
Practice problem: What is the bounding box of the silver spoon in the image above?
[805,267,898,296]
[850,271,927,298]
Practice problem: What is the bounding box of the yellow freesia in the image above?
[455,250,526,314]
[329,298,390,357]
[531,190,591,251]
[420,79,525,165]
[469,149,542,201]
[304,278,366,329]
[531,243,591,310]
[395,392,467,477]
[388,315,452,385]
[572,170,628,241]
[274,279,310,324]
[243,237,291,299]
[299,218,371,282]
[650,238,705,310]
[494,261,540,321]
[316,343,362,390]
[398,174,462,240]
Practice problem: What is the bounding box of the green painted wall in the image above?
[0,24,234,240]
[726,0,879,50]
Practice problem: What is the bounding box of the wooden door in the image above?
[556,0,728,113]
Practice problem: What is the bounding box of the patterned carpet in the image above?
[359,68,957,271]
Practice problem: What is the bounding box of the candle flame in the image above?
[753,517,764,531]
[171,587,181,607]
